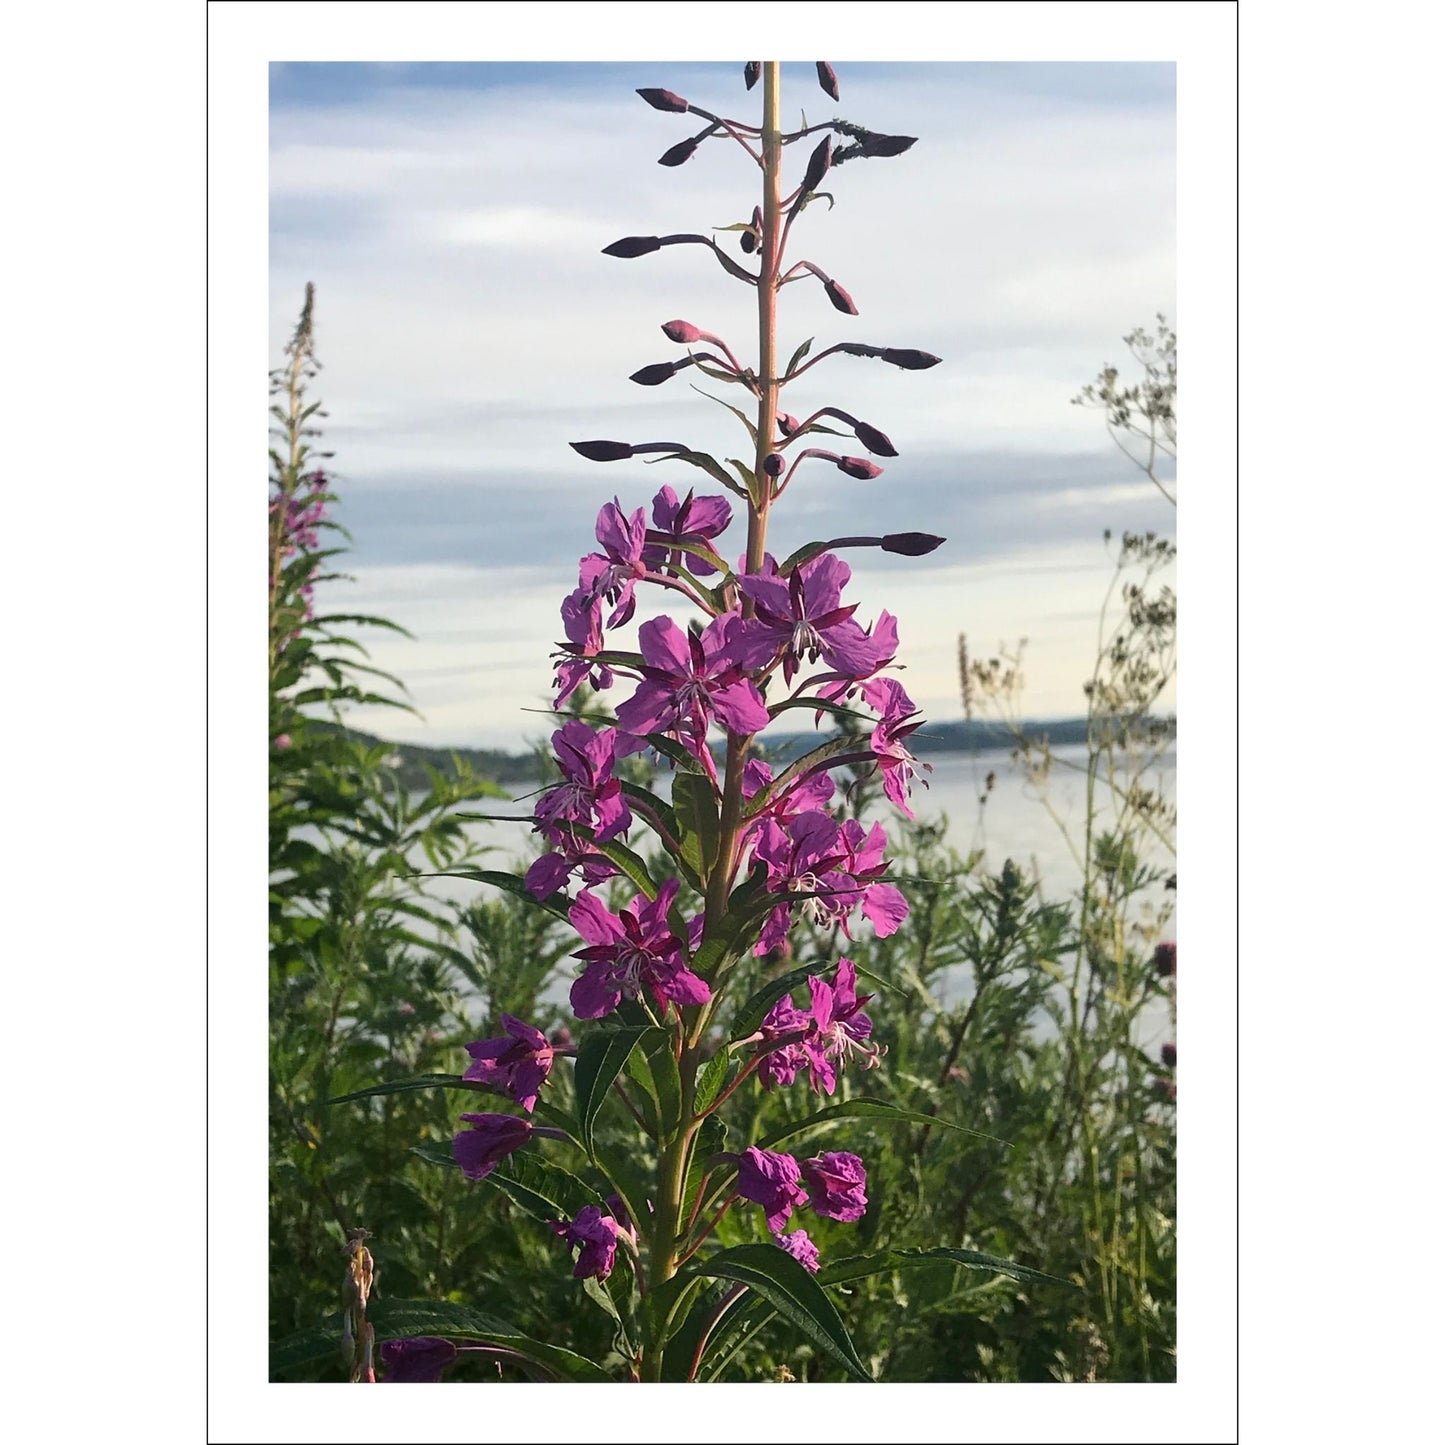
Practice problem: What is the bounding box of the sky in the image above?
[269,59,1176,752]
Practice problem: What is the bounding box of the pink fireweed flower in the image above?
[569,879,711,1020]
[553,585,613,707]
[613,614,771,770]
[800,1151,868,1222]
[752,810,847,954]
[533,720,635,849]
[549,1205,625,1280]
[452,1112,532,1181]
[803,959,883,1093]
[380,1336,457,1383]
[739,759,835,847]
[775,1227,821,1273]
[863,677,930,818]
[834,821,910,941]
[642,484,732,577]
[732,553,888,686]
[581,499,649,628]
[735,1146,809,1234]
[462,1015,555,1113]
[755,991,815,1092]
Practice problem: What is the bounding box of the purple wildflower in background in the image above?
[613,614,771,770]
[569,879,711,1019]
[774,1227,821,1273]
[801,1151,868,1222]
[452,1113,532,1181]
[549,1205,625,1280]
[380,1336,457,1383]
[735,1146,809,1233]
[462,1016,556,1113]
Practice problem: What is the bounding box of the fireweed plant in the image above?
[337,61,1062,1384]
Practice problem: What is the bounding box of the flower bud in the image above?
[801,136,832,195]
[658,136,701,167]
[880,532,945,556]
[762,453,785,477]
[838,456,883,480]
[853,420,897,456]
[740,229,757,255]
[637,87,689,113]
[823,278,858,315]
[837,342,882,358]
[1153,941,1177,977]
[858,132,917,158]
[741,205,762,254]
[744,61,760,90]
[880,347,942,370]
[1161,1042,1177,1069]
[661,319,704,344]
[816,62,840,101]
[776,413,800,437]
[603,235,662,258]
[571,440,634,462]
[629,360,685,386]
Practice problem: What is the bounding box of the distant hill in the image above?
[325,716,1135,792]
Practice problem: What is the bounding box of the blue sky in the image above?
[270,60,1176,750]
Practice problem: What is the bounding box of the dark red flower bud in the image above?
[744,62,760,90]
[858,132,917,158]
[776,413,800,437]
[637,87,689,113]
[1161,1042,1177,1069]
[881,533,946,556]
[762,453,785,477]
[838,456,883,480]
[816,62,840,102]
[658,136,701,167]
[801,136,832,194]
[880,348,942,370]
[1153,941,1177,977]
[571,440,634,462]
[853,421,897,456]
[603,235,663,258]
[740,229,757,255]
[661,319,704,344]
[629,360,685,386]
[824,278,858,315]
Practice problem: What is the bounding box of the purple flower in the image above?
[774,1227,821,1273]
[569,879,711,1020]
[462,1015,555,1113]
[732,553,887,686]
[863,677,930,818]
[835,821,910,940]
[642,485,732,577]
[380,1336,457,1383]
[534,720,635,848]
[580,499,649,627]
[554,585,613,706]
[790,446,883,481]
[1154,941,1177,977]
[801,1151,868,1222]
[273,733,292,750]
[613,614,771,769]
[735,1146,809,1233]
[549,1205,624,1280]
[803,959,882,1092]
[756,991,815,1091]
[752,809,846,953]
[452,1112,532,1181]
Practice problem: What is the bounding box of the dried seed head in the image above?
[816,62,840,101]
[571,440,634,462]
[658,136,701,167]
[823,278,858,315]
[637,87,689,113]
[603,235,663,258]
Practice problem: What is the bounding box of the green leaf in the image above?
[592,838,659,900]
[417,869,572,920]
[693,1049,731,1113]
[574,1025,651,1157]
[765,695,874,726]
[784,335,814,377]
[672,772,722,885]
[760,1096,1011,1150]
[744,735,870,819]
[684,1244,872,1381]
[689,385,758,443]
[326,1073,490,1106]
[817,1247,1074,1290]
[633,1028,682,1139]
[482,1151,605,1223]
[642,733,704,773]
[659,1279,741,1380]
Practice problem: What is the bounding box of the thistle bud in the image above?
[838,456,883,480]
[629,360,685,387]
[744,61,760,90]
[603,235,663,258]
[880,347,942,370]
[823,278,858,315]
[661,319,704,344]
[801,136,832,195]
[637,87,689,113]
[816,62,840,101]
[763,453,785,477]
[571,440,634,462]
[658,136,701,167]
[853,420,897,456]
[881,532,946,556]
